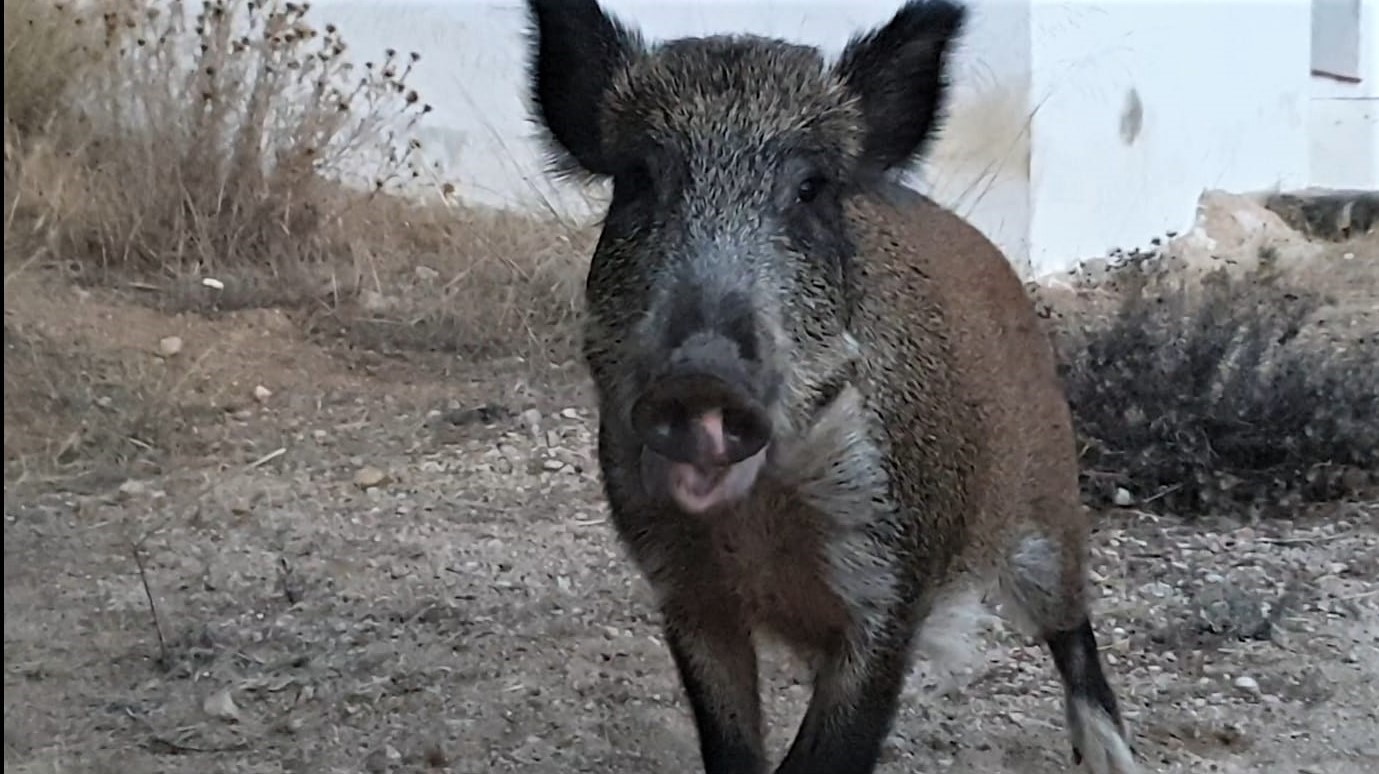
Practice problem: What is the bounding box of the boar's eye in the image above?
[796,175,828,205]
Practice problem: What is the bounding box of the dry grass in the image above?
[310,200,593,361]
[2,315,215,490]
[1054,257,1379,517]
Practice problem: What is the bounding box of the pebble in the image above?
[1234,675,1261,694]
[354,466,390,489]
[158,335,183,357]
[253,384,273,402]
[202,687,241,721]
[363,744,402,773]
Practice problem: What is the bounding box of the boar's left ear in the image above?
[525,0,644,179]
[832,0,967,173]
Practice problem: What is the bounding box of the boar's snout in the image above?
[630,332,774,514]
[631,333,772,467]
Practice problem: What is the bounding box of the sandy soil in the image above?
[4,248,1378,774]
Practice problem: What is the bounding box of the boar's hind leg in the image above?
[1003,529,1139,774]
[1046,618,1139,774]
[661,595,766,774]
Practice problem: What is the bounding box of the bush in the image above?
[6,0,435,286]
[1056,261,1378,517]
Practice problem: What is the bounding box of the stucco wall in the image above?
[1026,0,1314,275]
[309,0,1350,277]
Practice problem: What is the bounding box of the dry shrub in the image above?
[6,0,434,287]
[1056,260,1379,517]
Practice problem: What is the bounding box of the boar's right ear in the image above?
[525,0,642,179]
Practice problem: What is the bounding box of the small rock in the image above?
[363,744,402,773]
[360,289,392,313]
[201,277,225,290]
[157,335,183,357]
[415,265,440,281]
[1113,487,1135,507]
[117,479,147,498]
[253,384,273,402]
[1233,675,1260,695]
[560,407,580,420]
[354,466,390,489]
[542,458,565,471]
[203,687,241,722]
[521,408,543,432]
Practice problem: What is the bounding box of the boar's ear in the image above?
[525,0,643,179]
[832,0,966,173]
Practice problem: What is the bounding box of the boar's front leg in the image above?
[774,603,921,774]
[660,589,767,774]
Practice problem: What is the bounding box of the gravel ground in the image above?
[5,378,1377,774]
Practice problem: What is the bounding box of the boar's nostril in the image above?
[631,373,771,467]
[719,406,770,462]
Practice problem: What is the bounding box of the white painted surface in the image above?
[306,0,1373,277]
[1026,0,1314,273]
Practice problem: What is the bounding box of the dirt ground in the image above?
[4,233,1379,774]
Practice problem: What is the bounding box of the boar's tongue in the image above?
[665,451,766,515]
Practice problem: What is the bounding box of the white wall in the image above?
[308,0,1356,278]
[1026,0,1314,275]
